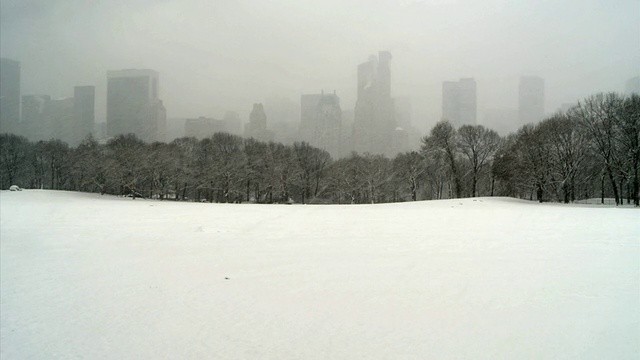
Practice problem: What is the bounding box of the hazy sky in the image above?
[1,0,639,132]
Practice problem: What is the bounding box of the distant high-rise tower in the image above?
[518,76,545,125]
[442,78,476,128]
[300,91,342,158]
[73,86,95,145]
[246,103,272,142]
[0,58,21,134]
[21,94,50,141]
[352,51,395,156]
[107,69,165,142]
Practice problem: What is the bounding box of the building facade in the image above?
[21,94,50,141]
[300,91,342,158]
[106,69,166,142]
[0,58,21,134]
[245,103,273,142]
[72,86,95,145]
[352,51,396,157]
[518,76,545,126]
[442,78,476,128]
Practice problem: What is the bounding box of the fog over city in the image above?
[2,0,638,133]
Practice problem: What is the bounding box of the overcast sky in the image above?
[1,0,639,132]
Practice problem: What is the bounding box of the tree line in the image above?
[1,92,638,205]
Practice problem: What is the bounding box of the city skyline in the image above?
[1,0,637,132]
[2,57,638,147]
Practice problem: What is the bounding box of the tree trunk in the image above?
[490,176,495,197]
[472,172,478,197]
[536,183,543,203]
[605,165,620,205]
[601,172,605,204]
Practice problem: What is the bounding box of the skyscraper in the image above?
[21,94,50,141]
[0,58,21,134]
[442,78,476,128]
[246,103,272,142]
[300,91,342,158]
[352,51,395,156]
[518,76,545,126]
[73,86,95,145]
[106,69,165,142]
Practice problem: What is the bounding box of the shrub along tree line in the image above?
[1,92,638,205]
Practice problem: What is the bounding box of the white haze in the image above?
[1,0,639,132]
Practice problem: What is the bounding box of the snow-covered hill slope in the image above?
[1,190,638,359]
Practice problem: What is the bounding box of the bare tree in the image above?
[170,137,198,201]
[106,134,148,199]
[538,112,588,203]
[575,93,624,205]
[422,120,462,198]
[457,125,501,197]
[617,94,640,206]
[0,133,31,189]
[393,151,425,201]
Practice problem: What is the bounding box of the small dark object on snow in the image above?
[225,277,230,280]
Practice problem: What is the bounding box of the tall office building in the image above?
[352,51,396,156]
[518,76,545,126]
[21,87,95,145]
[72,86,95,145]
[300,91,342,158]
[107,69,166,142]
[21,94,51,141]
[245,103,273,142]
[0,58,21,134]
[22,95,74,143]
[442,78,476,128]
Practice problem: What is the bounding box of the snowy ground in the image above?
[1,190,638,359]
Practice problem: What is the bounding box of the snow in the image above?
[1,190,638,359]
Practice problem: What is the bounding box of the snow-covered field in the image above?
[1,190,638,359]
